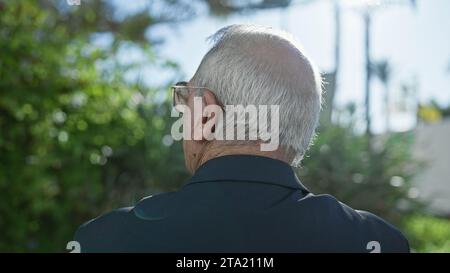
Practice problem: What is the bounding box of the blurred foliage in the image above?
[198,0,296,16]
[403,215,450,253]
[0,0,187,252]
[418,105,442,123]
[418,100,450,123]
[37,0,196,44]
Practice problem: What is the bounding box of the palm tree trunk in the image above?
[364,12,372,137]
[385,84,390,132]
[321,0,341,125]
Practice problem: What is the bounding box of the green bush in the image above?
[0,1,186,252]
[403,215,450,253]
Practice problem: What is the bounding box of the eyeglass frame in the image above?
[171,81,223,109]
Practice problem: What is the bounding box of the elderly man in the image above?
[75,25,409,253]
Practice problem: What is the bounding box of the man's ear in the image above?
[202,90,222,141]
[202,89,220,108]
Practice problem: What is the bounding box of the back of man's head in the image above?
[191,24,322,165]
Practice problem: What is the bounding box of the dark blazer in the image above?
[74,155,409,252]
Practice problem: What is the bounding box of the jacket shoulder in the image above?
[132,191,178,221]
[355,210,410,253]
[74,192,178,252]
[297,194,409,252]
[323,195,410,253]
[74,207,133,252]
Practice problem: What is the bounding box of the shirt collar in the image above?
[184,155,310,193]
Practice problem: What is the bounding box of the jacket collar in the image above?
[184,155,310,193]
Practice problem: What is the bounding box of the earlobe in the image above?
[203,104,223,141]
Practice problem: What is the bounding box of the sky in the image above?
[115,0,450,134]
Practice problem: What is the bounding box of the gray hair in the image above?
[191,24,322,166]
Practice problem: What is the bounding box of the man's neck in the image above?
[196,141,292,171]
